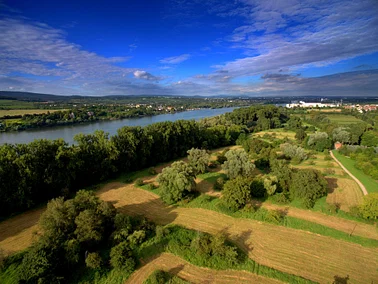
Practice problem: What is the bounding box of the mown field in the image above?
[332,150,378,194]
[127,253,283,284]
[1,143,377,284]
[98,182,378,284]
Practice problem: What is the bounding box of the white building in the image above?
[286,101,339,108]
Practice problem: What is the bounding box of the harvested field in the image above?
[0,208,43,254]
[326,178,364,211]
[127,253,282,284]
[98,183,378,284]
[261,203,378,240]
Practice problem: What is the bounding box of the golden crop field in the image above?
[127,253,282,284]
[98,183,378,284]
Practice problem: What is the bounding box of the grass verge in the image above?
[332,150,378,193]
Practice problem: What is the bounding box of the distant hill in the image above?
[0,91,75,102]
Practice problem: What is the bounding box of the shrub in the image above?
[222,177,252,210]
[144,270,171,284]
[213,177,225,191]
[147,183,157,191]
[148,167,157,175]
[265,210,285,224]
[359,193,378,220]
[85,252,102,269]
[323,168,335,176]
[135,178,144,186]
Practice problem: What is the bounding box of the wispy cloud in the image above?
[160,54,191,64]
[211,0,378,78]
[0,18,132,79]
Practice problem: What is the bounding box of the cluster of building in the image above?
[343,104,377,113]
[286,101,339,108]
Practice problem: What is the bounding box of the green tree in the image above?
[332,127,350,143]
[359,193,378,220]
[85,252,102,269]
[361,131,378,147]
[307,132,332,152]
[187,148,210,174]
[222,176,252,210]
[110,241,135,271]
[290,169,328,208]
[74,209,104,244]
[222,149,255,179]
[157,161,196,204]
[295,128,307,142]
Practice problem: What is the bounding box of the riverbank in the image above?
[0,107,236,145]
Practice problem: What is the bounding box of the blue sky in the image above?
[0,0,378,97]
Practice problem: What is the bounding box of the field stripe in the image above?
[98,183,378,284]
[126,253,282,284]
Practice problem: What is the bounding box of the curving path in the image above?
[329,151,368,195]
[126,253,282,284]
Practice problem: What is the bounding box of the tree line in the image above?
[0,105,289,218]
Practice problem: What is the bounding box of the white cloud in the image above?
[133,70,160,81]
[160,54,191,64]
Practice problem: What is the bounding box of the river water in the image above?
[0,107,236,145]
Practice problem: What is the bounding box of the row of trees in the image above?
[0,105,288,218]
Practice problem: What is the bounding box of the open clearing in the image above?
[0,208,43,255]
[127,253,282,284]
[0,109,63,117]
[98,183,378,284]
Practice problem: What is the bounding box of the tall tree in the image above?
[222,149,255,179]
[157,161,196,204]
[187,148,210,174]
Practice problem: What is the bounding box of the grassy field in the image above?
[253,129,296,140]
[332,150,378,193]
[324,114,363,124]
[0,100,37,110]
[296,113,363,125]
[0,109,63,118]
[127,253,283,284]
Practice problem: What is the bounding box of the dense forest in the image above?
[0,105,288,218]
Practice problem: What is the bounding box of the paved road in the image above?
[330,150,368,195]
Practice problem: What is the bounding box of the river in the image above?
[0,107,236,145]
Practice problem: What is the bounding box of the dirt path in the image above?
[99,183,378,284]
[330,151,368,195]
[126,253,282,284]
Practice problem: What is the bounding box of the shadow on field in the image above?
[326,178,338,194]
[116,199,178,226]
[168,264,185,276]
[0,207,43,243]
[220,225,254,254]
